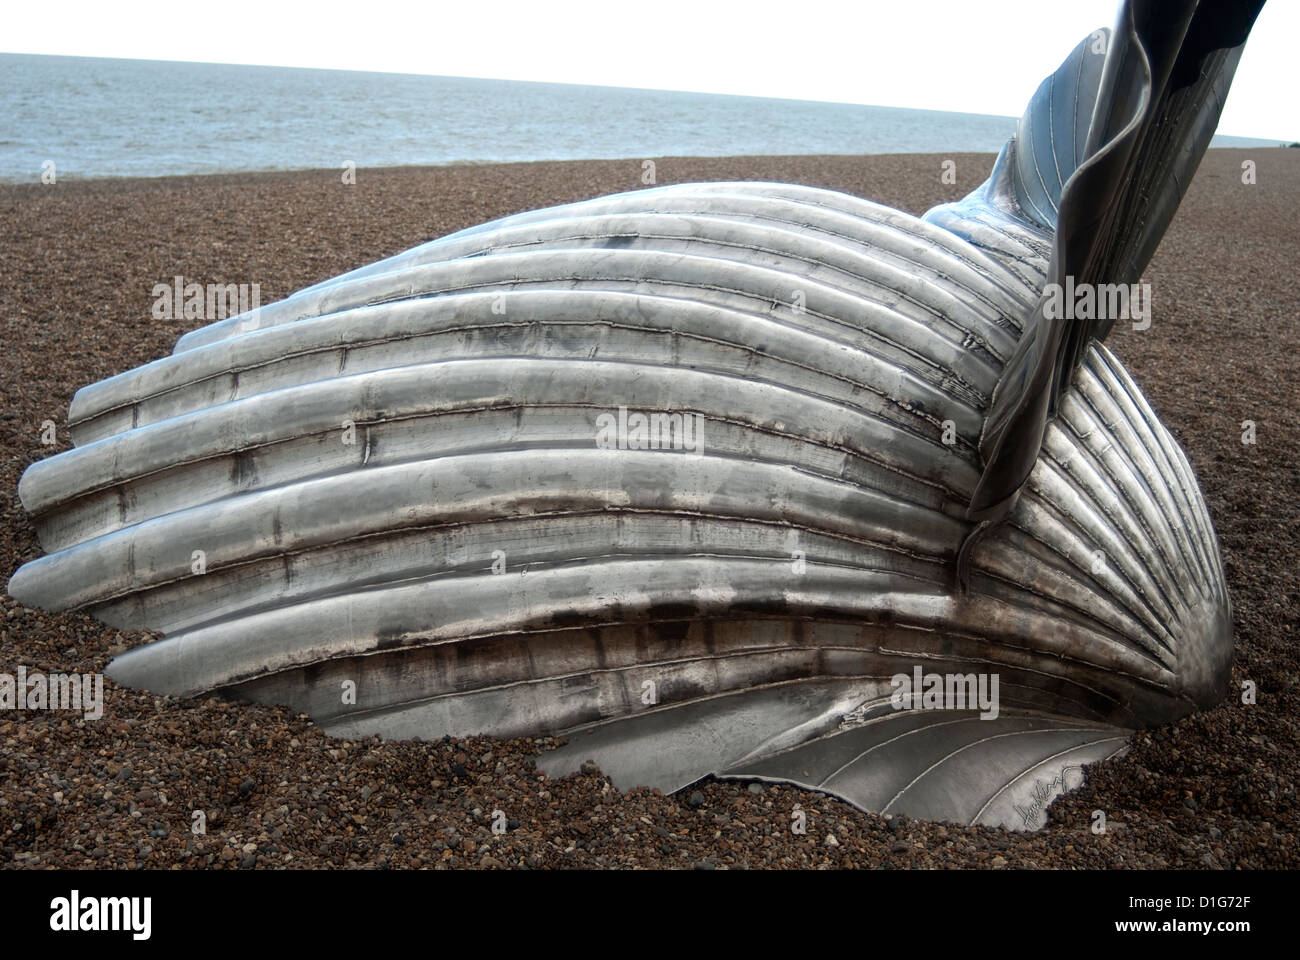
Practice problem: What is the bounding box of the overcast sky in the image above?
[4,0,1294,141]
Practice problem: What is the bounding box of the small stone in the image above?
[693,859,716,870]
[238,777,256,796]
[688,791,705,808]
[991,855,1008,868]
[824,833,840,848]
[580,760,600,776]
[747,783,763,795]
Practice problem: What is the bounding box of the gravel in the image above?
[1,149,1296,869]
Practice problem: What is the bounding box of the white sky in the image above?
[3,0,1295,141]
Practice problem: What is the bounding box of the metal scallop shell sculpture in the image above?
[9,0,1262,830]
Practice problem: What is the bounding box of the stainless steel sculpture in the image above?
[9,0,1262,830]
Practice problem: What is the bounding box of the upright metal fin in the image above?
[939,0,1266,525]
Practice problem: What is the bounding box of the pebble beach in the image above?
[1,148,1297,869]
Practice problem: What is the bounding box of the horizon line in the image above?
[1,49,1291,143]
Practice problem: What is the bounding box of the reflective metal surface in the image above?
[8,0,1259,830]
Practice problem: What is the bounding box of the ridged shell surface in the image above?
[9,182,1230,827]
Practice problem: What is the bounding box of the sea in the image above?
[0,52,1282,184]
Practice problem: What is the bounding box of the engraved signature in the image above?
[1013,764,1086,829]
